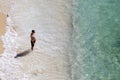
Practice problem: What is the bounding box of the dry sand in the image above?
[0,12,6,53]
[0,0,11,53]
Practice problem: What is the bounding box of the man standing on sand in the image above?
[30,30,36,51]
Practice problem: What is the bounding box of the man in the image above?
[30,30,36,51]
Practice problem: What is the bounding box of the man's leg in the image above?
[31,41,34,50]
[31,41,36,51]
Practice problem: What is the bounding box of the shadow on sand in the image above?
[14,49,31,58]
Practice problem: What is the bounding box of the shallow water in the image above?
[72,0,120,80]
[0,0,120,80]
[0,0,73,80]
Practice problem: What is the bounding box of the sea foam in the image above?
[0,17,29,80]
[0,0,73,80]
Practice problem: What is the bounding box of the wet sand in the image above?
[0,13,6,53]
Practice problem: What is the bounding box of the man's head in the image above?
[32,30,35,33]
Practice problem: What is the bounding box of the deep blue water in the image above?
[72,0,120,80]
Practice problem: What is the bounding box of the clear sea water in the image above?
[72,0,120,80]
[0,0,120,80]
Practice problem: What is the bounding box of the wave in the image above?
[0,0,73,80]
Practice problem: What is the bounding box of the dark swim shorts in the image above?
[31,41,35,46]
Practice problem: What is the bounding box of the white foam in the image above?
[0,0,73,79]
[0,17,29,80]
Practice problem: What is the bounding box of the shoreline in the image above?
[0,12,7,53]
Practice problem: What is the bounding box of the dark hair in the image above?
[32,30,35,33]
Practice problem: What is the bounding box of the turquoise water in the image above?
[73,0,120,80]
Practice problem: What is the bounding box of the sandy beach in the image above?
[0,12,6,53]
[0,0,11,53]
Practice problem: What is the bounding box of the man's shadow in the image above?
[14,49,31,58]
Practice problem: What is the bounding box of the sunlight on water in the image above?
[73,0,120,80]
